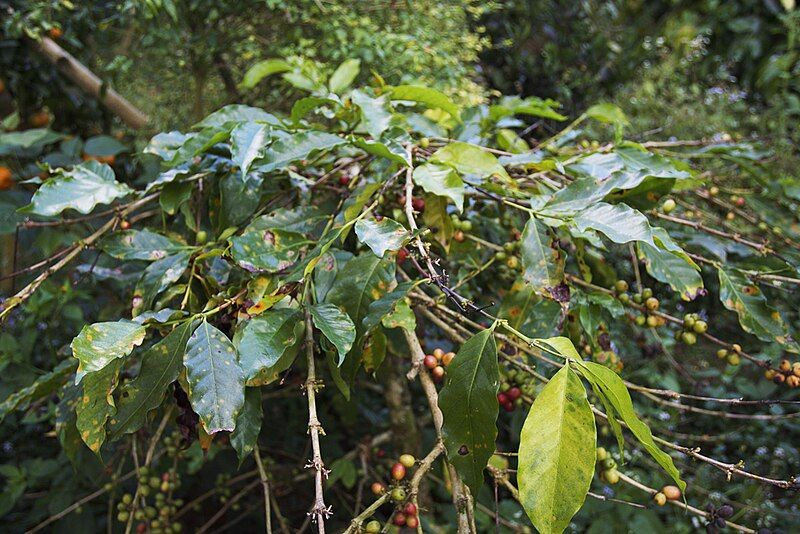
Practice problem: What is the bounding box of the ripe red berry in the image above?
[370,482,385,495]
[393,513,407,526]
[412,197,425,212]
[431,366,445,383]
[391,462,407,481]
[507,387,521,400]
[406,516,419,528]
[338,175,350,186]
[397,248,409,263]
[403,503,417,516]
[503,401,514,412]
[120,220,131,230]
[735,197,745,207]
[442,351,455,366]
[497,392,509,404]
[424,355,438,369]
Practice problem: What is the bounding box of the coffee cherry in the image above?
[764,369,777,381]
[461,220,473,232]
[507,387,521,400]
[642,288,653,299]
[431,365,445,382]
[596,447,608,461]
[397,248,409,263]
[683,314,696,328]
[787,375,800,388]
[406,516,419,529]
[390,487,407,502]
[453,230,465,242]
[399,454,416,468]
[709,186,719,196]
[716,349,728,359]
[393,513,407,526]
[779,359,792,373]
[603,469,620,484]
[442,351,456,366]
[602,458,617,470]
[731,343,742,353]
[196,230,208,244]
[506,256,520,270]
[735,197,745,207]
[727,354,740,366]
[618,292,630,304]
[120,220,131,230]
[614,280,629,293]
[403,503,417,516]
[497,392,509,404]
[117,511,130,522]
[693,320,708,334]
[411,197,425,212]
[370,482,386,495]
[632,293,643,304]
[645,297,659,311]
[635,315,646,326]
[661,198,676,214]
[496,251,507,261]
[681,331,697,345]
[365,520,381,534]
[122,493,133,505]
[661,485,681,500]
[391,463,407,481]
[774,373,786,385]
[654,492,667,506]
[424,355,438,369]
[646,315,659,328]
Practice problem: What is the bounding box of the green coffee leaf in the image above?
[718,268,789,344]
[391,85,460,119]
[22,160,132,216]
[76,359,122,455]
[71,321,146,383]
[585,103,629,126]
[309,303,356,365]
[230,387,263,464]
[256,131,345,173]
[572,202,656,246]
[351,90,393,139]
[575,361,685,491]
[108,321,195,440]
[101,229,186,261]
[412,163,465,212]
[518,365,596,534]
[328,58,361,93]
[638,241,703,301]
[363,281,414,332]
[231,121,270,177]
[236,308,303,383]
[229,229,308,273]
[430,141,511,182]
[240,59,292,89]
[520,217,564,292]
[184,321,245,434]
[0,359,75,423]
[354,217,410,258]
[439,326,499,496]
[133,251,191,313]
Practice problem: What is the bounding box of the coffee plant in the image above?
[1,58,799,533]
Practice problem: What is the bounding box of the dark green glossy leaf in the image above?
[230,387,263,464]
[256,131,345,173]
[363,281,414,332]
[133,251,191,313]
[430,141,511,182]
[391,85,460,119]
[439,327,499,496]
[0,359,75,423]
[236,308,303,383]
[184,321,245,434]
[309,303,356,366]
[572,202,656,246]
[231,121,270,177]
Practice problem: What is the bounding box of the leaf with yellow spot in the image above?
[718,268,790,345]
[76,359,122,455]
[71,321,146,383]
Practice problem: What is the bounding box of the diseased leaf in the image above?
[230,387,263,464]
[498,280,561,339]
[229,229,308,273]
[184,321,245,434]
[413,163,464,212]
[575,361,685,491]
[363,281,414,332]
[231,121,270,177]
[518,365,596,534]
[108,321,195,441]
[21,160,132,216]
[718,269,789,344]
[309,303,356,365]
[236,308,303,383]
[71,321,146,383]
[76,359,122,455]
[101,230,186,261]
[422,194,454,250]
[520,217,564,292]
[354,217,410,258]
[439,327,499,496]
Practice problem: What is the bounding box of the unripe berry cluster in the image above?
[115,466,183,534]
[498,367,536,412]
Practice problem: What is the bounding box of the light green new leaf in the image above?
[310,303,356,366]
[520,217,564,291]
[518,365,596,534]
[351,137,409,166]
[430,142,511,182]
[575,361,685,491]
[71,321,146,383]
[22,160,132,216]
[351,90,393,139]
[240,59,292,89]
[391,85,460,119]
[585,103,629,126]
[329,58,361,93]
[231,121,270,177]
[229,229,308,273]
[236,309,303,383]
[76,359,122,454]
[718,269,789,344]
[572,202,656,246]
[230,387,264,464]
[184,321,245,434]
[438,327,499,496]
[413,163,465,212]
[291,97,338,124]
[108,321,195,441]
[101,229,186,261]
[256,131,345,173]
[354,217,410,258]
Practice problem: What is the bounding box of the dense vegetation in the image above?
[1,2,799,533]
